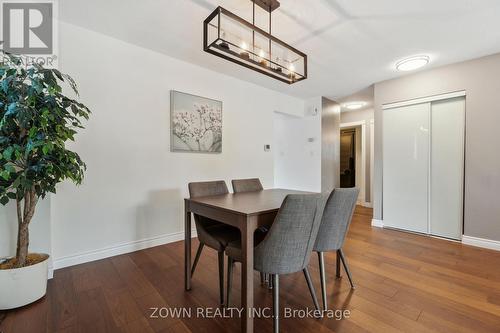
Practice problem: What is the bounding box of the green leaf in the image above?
[0,196,9,205]
[6,192,17,199]
[53,69,64,81]
[0,171,10,181]
[4,164,15,172]
[1,77,9,93]
[3,146,14,160]
[6,102,17,115]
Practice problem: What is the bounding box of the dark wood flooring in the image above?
[2,206,500,332]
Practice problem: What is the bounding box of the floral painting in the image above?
[170,91,222,153]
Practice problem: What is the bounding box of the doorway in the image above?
[339,121,366,203]
[340,128,356,188]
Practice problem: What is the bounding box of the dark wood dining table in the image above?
[184,188,310,333]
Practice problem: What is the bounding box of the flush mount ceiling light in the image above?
[203,0,307,84]
[396,55,430,72]
[343,102,366,110]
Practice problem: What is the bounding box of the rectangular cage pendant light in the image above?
[203,4,307,84]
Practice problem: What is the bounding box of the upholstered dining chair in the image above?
[231,178,268,285]
[188,181,240,305]
[224,193,328,333]
[313,188,359,311]
[231,178,263,193]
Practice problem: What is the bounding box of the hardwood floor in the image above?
[2,206,500,332]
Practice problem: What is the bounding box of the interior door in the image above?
[383,103,430,233]
[430,97,465,240]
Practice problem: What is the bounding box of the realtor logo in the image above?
[1,1,53,54]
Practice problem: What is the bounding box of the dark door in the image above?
[340,129,356,188]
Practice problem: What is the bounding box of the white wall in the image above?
[46,22,304,267]
[321,98,341,192]
[273,97,322,192]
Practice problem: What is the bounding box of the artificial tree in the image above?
[0,51,90,268]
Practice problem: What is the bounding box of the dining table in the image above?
[184,188,311,333]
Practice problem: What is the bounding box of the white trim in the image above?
[429,235,461,244]
[371,219,384,228]
[382,90,466,110]
[53,229,197,270]
[370,119,374,205]
[462,235,500,251]
[340,121,366,128]
[340,120,366,203]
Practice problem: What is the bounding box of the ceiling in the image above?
[59,0,500,100]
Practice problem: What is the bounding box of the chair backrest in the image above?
[188,181,229,198]
[188,181,229,230]
[254,193,328,275]
[313,188,359,252]
[231,178,263,193]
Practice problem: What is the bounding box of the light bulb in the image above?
[343,102,367,110]
[259,49,265,58]
[241,41,248,50]
[289,63,295,72]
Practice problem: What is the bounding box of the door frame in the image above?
[340,120,366,204]
[382,90,466,109]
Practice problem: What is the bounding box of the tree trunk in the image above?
[15,190,38,268]
[16,221,29,267]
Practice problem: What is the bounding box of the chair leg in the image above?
[226,257,234,307]
[336,250,342,278]
[260,272,265,285]
[272,274,280,333]
[191,243,204,276]
[303,267,320,312]
[317,252,328,311]
[268,274,273,290]
[338,248,355,289]
[218,251,225,305]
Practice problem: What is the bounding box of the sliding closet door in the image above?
[383,103,430,233]
[430,97,465,240]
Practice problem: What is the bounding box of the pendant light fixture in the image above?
[203,0,307,84]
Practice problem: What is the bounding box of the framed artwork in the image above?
[170,90,222,153]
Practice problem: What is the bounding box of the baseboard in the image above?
[371,219,384,228]
[359,201,373,208]
[462,235,500,251]
[53,229,197,270]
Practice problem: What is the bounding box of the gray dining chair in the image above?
[313,188,359,311]
[224,193,328,333]
[188,181,240,305]
[231,178,263,193]
[231,178,268,285]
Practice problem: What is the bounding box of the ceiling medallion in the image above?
[203,0,307,84]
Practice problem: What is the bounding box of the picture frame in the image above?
[170,90,223,153]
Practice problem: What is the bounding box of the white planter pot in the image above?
[0,255,49,310]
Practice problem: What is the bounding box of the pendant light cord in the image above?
[252,0,255,54]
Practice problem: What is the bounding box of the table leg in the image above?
[241,216,257,333]
[185,203,192,291]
